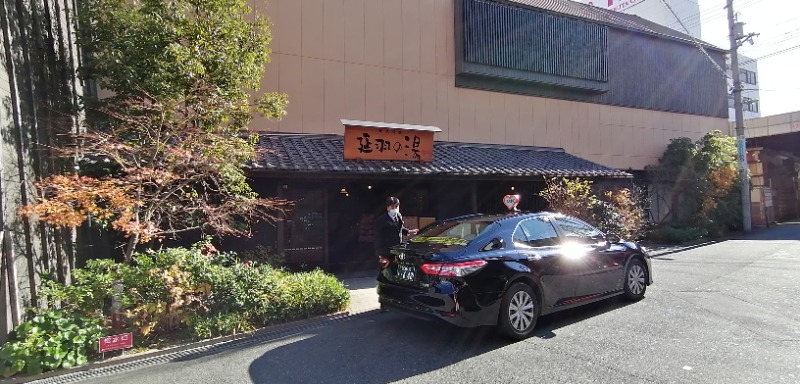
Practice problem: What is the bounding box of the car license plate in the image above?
[396,264,416,281]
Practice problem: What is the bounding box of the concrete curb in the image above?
[643,240,721,258]
[642,224,777,258]
[4,309,381,384]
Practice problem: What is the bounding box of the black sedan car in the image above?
[377,211,652,340]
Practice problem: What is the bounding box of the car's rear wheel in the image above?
[498,283,538,340]
[623,259,647,301]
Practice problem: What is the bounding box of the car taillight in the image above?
[420,260,488,277]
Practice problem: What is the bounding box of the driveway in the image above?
[37,223,800,384]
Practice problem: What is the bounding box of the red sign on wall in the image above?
[99,333,133,353]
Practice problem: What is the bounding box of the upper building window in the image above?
[742,97,759,113]
[740,69,757,85]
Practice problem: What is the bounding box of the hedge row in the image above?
[1,242,350,376]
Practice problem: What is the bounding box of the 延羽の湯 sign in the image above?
[342,120,439,162]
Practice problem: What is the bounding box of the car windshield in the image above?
[414,219,497,244]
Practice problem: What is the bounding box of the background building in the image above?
[1,0,84,340]
[254,0,728,170]
[580,0,762,121]
[583,0,702,39]
[735,112,800,227]
[730,54,762,121]
[241,0,730,270]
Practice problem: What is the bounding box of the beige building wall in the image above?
[250,0,728,170]
[735,111,800,138]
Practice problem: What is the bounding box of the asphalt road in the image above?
[74,223,800,384]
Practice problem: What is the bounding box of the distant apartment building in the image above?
[730,54,762,120]
[581,0,701,38]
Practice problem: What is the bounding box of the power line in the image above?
[740,28,800,54]
[656,0,799,66]
[663,0,764,31]
[655,0,730,78]
[748,87,800,92]
[740,43,800,64]
[664,0,762,31]
[630,0,736,22]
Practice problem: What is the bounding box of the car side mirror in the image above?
[481,237,504,251]
[606,233,622,244]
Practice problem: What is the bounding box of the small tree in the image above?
[694,130,741,233]
[539,177,597,223]
[539,177,648,240]
[646,130,740,233]
[592,187,649,240]
[646,137,698,223]
[21,0,290,261]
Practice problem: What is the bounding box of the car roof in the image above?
[439,211,559,225]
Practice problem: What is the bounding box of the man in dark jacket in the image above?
[374,196,418,268]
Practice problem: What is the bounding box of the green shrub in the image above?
[39,241,351,344]
[592,188,649,240]
[646,225,708,244]
[540,177,648,240]
[39,259,129,316]
[188,311,256,340]
[647,131,741,233]
[238,245,286,268]
[0,310,105,377]
[539,177,597,223]
[264,270,350,323]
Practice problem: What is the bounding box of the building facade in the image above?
[582,0,702,39]
[253,0,728,171]
[239,0,730,270]
[579,0,762,121]
[735,111,800,226]
[1,0,84,339]
[729,54,761,121]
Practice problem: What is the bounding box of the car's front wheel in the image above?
[623,259,647,301]
[498,283,539,340]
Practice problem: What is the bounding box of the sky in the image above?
[695,0,800,117]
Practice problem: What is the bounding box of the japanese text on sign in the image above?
[356,130,422,159]
[99,332,133,353]
[344,126,435,162]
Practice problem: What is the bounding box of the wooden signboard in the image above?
[341,120,440,162]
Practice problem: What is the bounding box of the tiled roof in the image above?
[506,0,724,51]
[253,134,632,179]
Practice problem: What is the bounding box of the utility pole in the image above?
[727,0,757,232]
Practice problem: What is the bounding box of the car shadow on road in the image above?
[246,311,508,383]
[644,240,721,259]
[532,297,635,339]
[731,221,800,241]
[643,222,800,259]
[245,297,635,383]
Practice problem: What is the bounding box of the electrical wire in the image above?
[655,0,730,79]
[740,28,800,55]
[662,0,762,32]
[740,43,800,64]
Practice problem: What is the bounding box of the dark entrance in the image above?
[325,180,435,273]
[283,187,326,265]
[239,176,556,273]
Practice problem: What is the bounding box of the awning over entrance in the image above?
[253,134,631,179]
